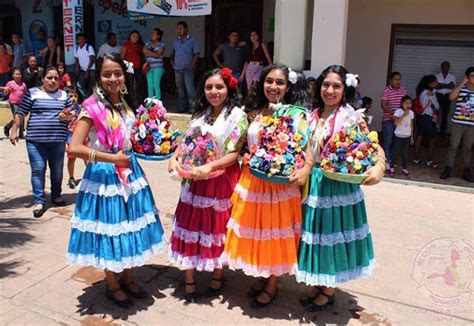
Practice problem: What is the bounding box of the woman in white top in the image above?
[413,75,440,168]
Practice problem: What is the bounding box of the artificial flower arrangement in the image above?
[131,98,182,160]
[242,105,307,184]
[175,123,224,180]
[320,108,380,184]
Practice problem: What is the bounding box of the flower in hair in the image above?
[288,68,298,85]
[346,73,359,87]
[221,67,232,80]
[220,67,238,89]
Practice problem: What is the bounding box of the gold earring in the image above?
[120,85,128,95]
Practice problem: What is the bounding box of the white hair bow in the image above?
[345,73,359,87]
[288,68,298,85]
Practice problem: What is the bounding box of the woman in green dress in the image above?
[297,65,386,312]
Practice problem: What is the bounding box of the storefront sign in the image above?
[127,0,211,16]
[63,0,83,65]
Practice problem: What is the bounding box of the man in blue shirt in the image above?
[12,34,28,69]
[171,21,200,113]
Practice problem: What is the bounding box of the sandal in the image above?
[250,288,278,309]
[306,290,336,312]
[32,204,45,218]
[299,286,323,306]
[106,287,134,308]
[184,281,198,304]
[51,198,66,207]
[68,178,77,189]
[119,279,149,299]
[205,277,226,297]
[247,278,267,297]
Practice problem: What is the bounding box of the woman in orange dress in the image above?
[222,63,311,308]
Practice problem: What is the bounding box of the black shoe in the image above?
[184,282,198,303]
[462,168,474,183]
[247,279,267,298]
[106,288,134,308]
[32,205,45,218]
[205,277,226,297]
[440,167,451,179]
[68,178,77,189]
[250,288,278,309]
[299,286,323,306]
[51,198,66,206]
[119,279,149,299]
[3,123,12,137]
[306,291,336,312]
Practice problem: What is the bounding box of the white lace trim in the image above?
[227,218,301,240]
[78,176,149,198]
[180,184,232,212]
[296,259,377,287]
[172,224,226,247]
[67,243,165,273]
[70,208,160,236]
[301,223,371,246]
[234,183,301,203]
[302,188,365,209]
[221,253,297,278]
[169,251,224,272]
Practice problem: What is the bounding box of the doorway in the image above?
[0,3,22,41]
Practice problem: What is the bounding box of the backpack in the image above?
[412,97,424,116]
[76,44,91,53]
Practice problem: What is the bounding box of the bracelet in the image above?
[89,149,97,164]
[304,159,315,167]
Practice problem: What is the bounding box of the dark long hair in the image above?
[313,65,356,110]
[95,54,132,110]
[128,30,144,46]
[416,75,437,96]
[192,68,243,119]
[289,71,311,109]
[244,63,304,112]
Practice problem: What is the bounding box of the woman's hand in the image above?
[239,74,245,83]
[362,164,384,186]
[289,165,311,186]
[113,150,131,167]
[9,128,18,146]
[168,157,178,173]
[59,109,75,122]
[192,164,213,180]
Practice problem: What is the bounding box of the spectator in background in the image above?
[57,63,72,90]
[0,44,12,91]
[31,30,47,65]
[23,55,44,89]
[212,31,246,79]
[306,76,317,108]
[380,72,407,169]
[440,66,474,182]
[97,32,121,58]
[1,68,27,138]
[171,21,200,113]
[413,75,440,168]
[391,95,415,178]
[121,30,146,104]
[41,37,62,69]
[0,36,13,55]
[436,61,456,135]
[362,96,374,125]
[240,31,272,91]
[144,28,165,99]
[74,33,96,100]
[353,77,363,108]
[11,34,28,69]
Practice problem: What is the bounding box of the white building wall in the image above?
[344,0,474,131]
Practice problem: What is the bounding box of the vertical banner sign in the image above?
[63,0,83,65]
[127,0,212,17]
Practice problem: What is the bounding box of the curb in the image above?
[382,176,474,194]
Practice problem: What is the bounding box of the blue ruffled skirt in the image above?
[67,155,166,272]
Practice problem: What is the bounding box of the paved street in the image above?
[0,137,473,325]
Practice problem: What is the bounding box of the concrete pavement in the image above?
[0,137,473,325]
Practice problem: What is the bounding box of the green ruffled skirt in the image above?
[297,167,376,287]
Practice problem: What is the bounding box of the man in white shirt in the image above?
[74,33,96,100]
[97,33,121,58]
[436,61,456,135]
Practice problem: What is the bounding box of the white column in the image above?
[274,0,308,70]
[310,0,349,75]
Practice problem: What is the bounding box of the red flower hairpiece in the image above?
[220,67,238,89]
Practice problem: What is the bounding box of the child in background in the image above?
[1,69,27,138]
[65,87,86,188]
[391,95,414,177]
[58,63,72,90]
[362,96,373,125]
[0,44,13,99]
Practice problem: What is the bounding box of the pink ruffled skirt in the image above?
[169,163,241,271]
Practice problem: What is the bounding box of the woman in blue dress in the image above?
[67,54,166,308]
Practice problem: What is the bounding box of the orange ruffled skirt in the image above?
[222,166,302,277]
